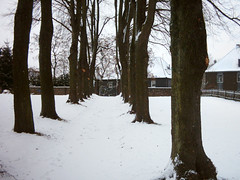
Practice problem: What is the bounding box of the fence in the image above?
[202,89,240,101]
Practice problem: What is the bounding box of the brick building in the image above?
[204,44,240,91]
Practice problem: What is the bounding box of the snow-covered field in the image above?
[0,94,240,180]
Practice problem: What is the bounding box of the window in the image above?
[217,73,223,83]
[108,82,113,88]
[151,80,156,87]
[237,72,240,83]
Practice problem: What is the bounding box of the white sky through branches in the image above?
[0,0,239,67]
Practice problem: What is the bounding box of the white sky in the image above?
[0,0,240,67]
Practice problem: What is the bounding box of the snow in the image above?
[148,57,171,78]
[206,44,240,72]
[0,94,240,180]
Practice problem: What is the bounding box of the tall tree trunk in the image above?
[129,0,136,113]
[67,0,81,104]
[39,0,59,119]
[89,0,99,95]
[168,0,217,179]
[79,0,90,99]
[132,0,156,124]
[118,0,130,103]
[129,34,136,113]
[13,0,35,133]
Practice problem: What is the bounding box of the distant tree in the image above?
[88,0,100,95]
[164,0,217,179]
[88,0,113,95]
[0,44,13,91]
[39,0,59,119]
[51,25,70,85]
[30,24,70,86]
[13,0,35,133]
[28,67,40,86]
[55,73,70,86]
[95,37,119,80]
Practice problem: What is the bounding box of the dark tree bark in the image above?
[117,0,131,103]
[166,0,217,179]
[13,0,35,133]
[129,0,136,113]
[132,0,156,124]
[78,0,89,100]
[39,0,59,119]
[89,0,100,95]
[67,0,81,104]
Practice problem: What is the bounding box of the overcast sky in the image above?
[0,0,239,68]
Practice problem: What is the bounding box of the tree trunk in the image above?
[39,0,59,119]
[67,0,81,104]
[13,0,35,133]
[89,0,99,95]
[81,0,90,98]
[132,0,156,124]
[118,0,130,103]
[168,0,217,179]
[129,0,136,113]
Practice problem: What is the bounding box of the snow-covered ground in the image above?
[0,94,240,180]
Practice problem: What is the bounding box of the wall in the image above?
[205,72,239,91]
[30,86,172,96]
[148,87,171,96]
[30,86,70,95]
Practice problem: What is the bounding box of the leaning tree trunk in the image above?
[168,0,217,179]
[13,0,35,133]
[39,0,59,119]
[132,0,156,124]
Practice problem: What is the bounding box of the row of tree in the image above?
[12,0,114,133]
[12,0,239,179]
[112,0,239,179]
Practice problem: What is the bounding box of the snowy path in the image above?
[0,94,240,180]
[0,95,171,180]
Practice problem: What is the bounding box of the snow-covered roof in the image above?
[95,57,172,80]
[206,44,240,72]
[148,58,171,78]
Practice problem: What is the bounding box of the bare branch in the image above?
[206,0,240,26]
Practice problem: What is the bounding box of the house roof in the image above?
[206,44,240,72]
[148,58,171,78]
[95,57,172,80]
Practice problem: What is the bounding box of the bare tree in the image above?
[13,0,35,133]
[66,0,81,104]
[132,0,156,124]
[51,24,70,84]
[39,0,59,119]
[95,36,118,80]
[161,0,217,179]
[88,0,113,95]
[78,0,89,100]
[115,0,133,103]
